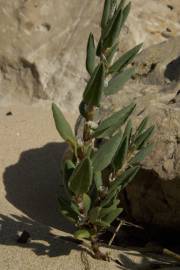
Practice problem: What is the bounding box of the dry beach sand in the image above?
[0,0,180,269]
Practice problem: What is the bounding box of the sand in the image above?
[0,102,180,270]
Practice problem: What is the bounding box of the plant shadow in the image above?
[1,142,82,257]
[0,214,81,257]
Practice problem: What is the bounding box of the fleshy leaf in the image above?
[83,193,91,214]
[100,199,120,218]
[92,132,121,172]
[74,229,91,240]
[58,197,78,224]
[69,158,93,195]
[104,68,135,96]
[133,116,149,140]
[94,171,103,190]
[134,126,155,149]
[109,43,143,73]
[86,33,96,75]
[103,8,123,49]
[113,120,132,169]
[130,144,154,165]
[89,207,102,223]
[52,103,76,147]
[101,0,111,29]
[93,103,136,138]
[109,166,140,193]
[102,208,123,224]
[121,2,131,26]
[83,64,104,107]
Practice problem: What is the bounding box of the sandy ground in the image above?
[0,102,180,270]
[0,102,124,270]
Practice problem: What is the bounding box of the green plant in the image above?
[52,0,154,261]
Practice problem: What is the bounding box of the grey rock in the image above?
[102,37,180,230]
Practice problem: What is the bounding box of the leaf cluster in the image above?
[52,0,154,248]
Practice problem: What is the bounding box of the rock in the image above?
[0,0,179,113]
[102,36,180,231]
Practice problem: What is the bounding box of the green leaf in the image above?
[109,166,140,193]
[101,0,111,29]
[130,144,154,165]
[104,68,135,96]
[122,2,131,26]
[94,171,103,190]
[86,33,96,75]
[109,43,143,73]
[100,199,120,218]
[106,43,118,64]
[105,68,135,96]
[92,132,121,172]
[100,188,117,208]
[134,126,155,149]
[89,207,102,223]
[52,103,76,147]
[103,7,123,49]
[63,159,75,197]
[69,158,93,195]
[113,120,132,169]
[133,116,149,140]
[93,103,136,138]
[74,229,91,240]
[58,197,78,224]
[94,219,111,228]
[83,193,91,214]
[83,63,104,107]
[102,208,123,224]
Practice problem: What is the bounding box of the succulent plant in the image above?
[52,0,154,261]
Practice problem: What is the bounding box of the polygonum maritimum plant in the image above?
[52,0,154,261]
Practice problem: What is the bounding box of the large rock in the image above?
[0,0,179,113]
[103,36,180,230]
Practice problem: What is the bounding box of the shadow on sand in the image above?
[1,142,80,257]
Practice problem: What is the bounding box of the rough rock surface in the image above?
[0,0,179,113]
[102,36,180,230]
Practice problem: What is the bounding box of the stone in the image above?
[102,36,180,230]
[0,0,179,113]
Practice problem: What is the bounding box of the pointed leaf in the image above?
[134,126,155,149]
[94,219,110,228]
[94,171,103,190]
[106,43,118,64]
[74,229,91,240]
[102,208,123,224]
[100,188,117,208]
[86,33,96,75]
[100,199,120,218]
[94,103,136,138]
[113,120,132,169]
[58,197,78,224]
[104,68,135,96]
[103,8,123,48]
[83,64,104,107]
[92,132,121,172]
[130,144,154,165]
[109,43,143,73]
[69,158,93,195]
[52,103,76,147]
[133,116,149,141]
[89,207,102,223]
[101,0,111,29]
[109,166,140,193]
[83,193,91,214]
[122,2,131,26]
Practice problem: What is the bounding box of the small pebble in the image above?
[17,230,30,244]
[6,111,13,116]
